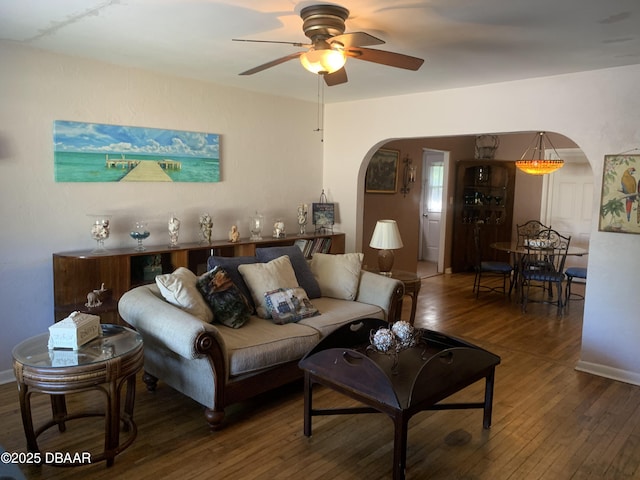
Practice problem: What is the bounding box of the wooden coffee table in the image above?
[12,324,143,467]
[299,318,500,480]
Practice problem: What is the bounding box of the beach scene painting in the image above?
[54,121,220,182]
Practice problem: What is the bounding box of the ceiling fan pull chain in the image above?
[315,74,325,142]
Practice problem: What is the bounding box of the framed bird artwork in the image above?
[599,154,640,234]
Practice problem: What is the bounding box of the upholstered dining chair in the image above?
[564,266,587,306]
[520,228,571,313]
[515,220,552,291]
[473,224,514,298]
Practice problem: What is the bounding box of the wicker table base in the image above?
[12,325,143,467]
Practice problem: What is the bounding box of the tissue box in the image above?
[48,311,101,350]
[48,349,80,367]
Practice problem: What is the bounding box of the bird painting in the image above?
[621,167,637,221]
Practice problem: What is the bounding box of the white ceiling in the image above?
[2,0,640,103]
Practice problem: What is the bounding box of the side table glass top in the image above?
[12,324,142,368]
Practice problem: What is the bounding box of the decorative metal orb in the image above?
[372,328,395,352]
[392,321,414,343]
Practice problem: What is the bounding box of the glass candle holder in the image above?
[249,212,264,241]
[90,215,111,255]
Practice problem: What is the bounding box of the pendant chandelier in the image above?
[515,132,564,175]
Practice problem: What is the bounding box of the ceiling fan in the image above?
[233,4,424,86]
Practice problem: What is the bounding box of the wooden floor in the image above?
[2,273,640,479]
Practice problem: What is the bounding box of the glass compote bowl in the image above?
[130,221,150,251]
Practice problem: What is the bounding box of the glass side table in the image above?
[12,324,143,467]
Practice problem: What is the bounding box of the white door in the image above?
[420,151,445,265]
[541,148,593,269]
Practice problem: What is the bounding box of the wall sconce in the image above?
[400,155,416,196]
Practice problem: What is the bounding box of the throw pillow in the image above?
[264,287,320,324]
[238,255,300,318]
[256,246,321,298]
[197,267,251,329]
[207,256,259,313]
[155,267,213,323]
[310,252,364,301]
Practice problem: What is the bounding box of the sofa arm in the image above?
[356,270,404,321]
[118,284,226,361]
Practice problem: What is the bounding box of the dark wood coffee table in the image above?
[299,318,500,480]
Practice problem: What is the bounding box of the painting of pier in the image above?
[54,121,220,182]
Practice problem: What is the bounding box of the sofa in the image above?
[118,246,404,429]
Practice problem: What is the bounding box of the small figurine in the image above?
[229,225,240,243]
[168,214,181,248]
[199,213,213,244]
[273,220,285,238]
[85,283,106,308]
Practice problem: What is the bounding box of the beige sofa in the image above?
[118,250,404,429]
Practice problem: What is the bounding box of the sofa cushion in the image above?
[197,267,251,329]
[264,287,320,324]
[256,246,321,298]
[238,256,300,319]
[298,296,385,338]
[155,267,213,323]
[207,255,259,313]
[221,317,320,376]
[310,252,364,301]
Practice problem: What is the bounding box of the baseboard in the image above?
[0,369,16,385]
[575,360,640,387]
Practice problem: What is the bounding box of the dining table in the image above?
[490,241,588,289]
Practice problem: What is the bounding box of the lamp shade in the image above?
[515,132,565,175]
[370,220,404,250]
[300,48,346,74]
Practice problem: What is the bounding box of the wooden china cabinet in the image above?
[451,160,516,273]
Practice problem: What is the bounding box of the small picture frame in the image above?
[365,148,400,193]
[313,203,335,232]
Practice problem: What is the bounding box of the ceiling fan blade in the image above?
[239,52,304,75]
[232,39,309,47]
[330,32,384,48]
[324,67,348,86]
[345,47,424,71]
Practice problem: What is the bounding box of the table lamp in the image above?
[369,220,404,276]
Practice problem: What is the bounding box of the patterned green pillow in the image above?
[197,267,251,329]
[264,287,320,325]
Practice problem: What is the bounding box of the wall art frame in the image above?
[599,154,640,234]
[365,148,400,194]
[53,120,220,183]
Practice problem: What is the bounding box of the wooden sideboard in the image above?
[53,232,345,325]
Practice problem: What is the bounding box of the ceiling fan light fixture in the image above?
[300,47,346,74]
[515,132,565,175]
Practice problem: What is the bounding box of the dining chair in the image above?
[515,220,552,292]
[473,223,513,298]
[564,266,587,306]
[520,228,571,313]
[516,220,551,246]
